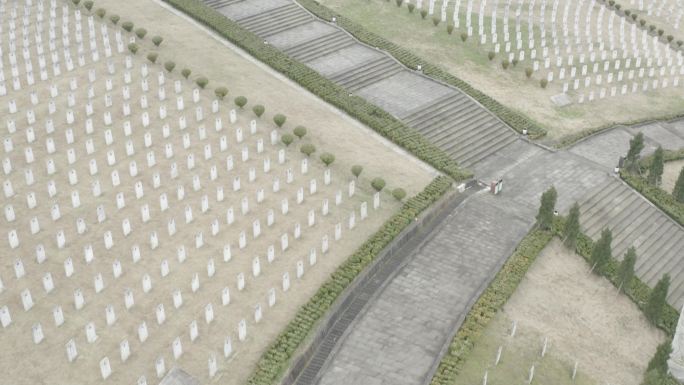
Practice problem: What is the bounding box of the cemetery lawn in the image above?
[663,159,684,193]
[318,0,684,144]
[455,239,664,385]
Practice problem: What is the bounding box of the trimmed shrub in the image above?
[657,29,664,37]
[293,126,307,140]
[320,152,335,167]
[407,3,415,12]
[252,104,265,118]
[281,134,294,147]
[72,0,81,4]
[181,68,191,79]
[678,40,683,47]
[371,178,386,192]
[420,9,428,19]
[460,32,468,42]
[122,21,134,32]
[195,76,209,89]
[511,58,519,67]
[501,59,510,69]
[487,51,495,61]
[135,28,148,39]
[214,87,229,100]
[395,0,403,6]
[273,114,287,128]
[234,96,248,108]
[84,0,93,10]
[525,67,533,78]
[127,43,139,54]
[109,14,120,25]
[152,36,164,47]
[146,53,158,63]
[432,17,440,26]
[300,143,316,157]
[95,8,106,18]
[446,24,454,34]
[667,35,674,43]
[352,165,363,178]
[540,78,548,88]
[392,188,407,201]
[164,61,176,73]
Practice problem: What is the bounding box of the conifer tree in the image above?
[563,202,581,250]
[536,186,557,230]
[617,247,637,292]
[590,228,612,274]
[673,166,684,203]
[625,133,644,172]
[648,146,664,185]
[645,274,670,325]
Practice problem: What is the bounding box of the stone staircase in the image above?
[327,56,405,92]
[204,0,244,9]
[237,3,312,38]
[400,92,518,168]
[579,179,684,307]
[282,31,357,63]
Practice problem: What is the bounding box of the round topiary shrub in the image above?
[181,68,192,79]
[293,126,307,140]
[488,51,495,61]
[122,21,134,32]
[420,9,428,19]
[407,3,415,12]
[195,76,209,89]
[252,105,265,118]
[446,24,454,34]
[525,67,533,78]
[460,32,468,42]
[72,0,81,5]
[512,58,519,67]
[371,178,386,192]
[146,52,158,63]
[84,0,93,10]
[351,165,363,178]
[273,114,287,128]
[135,28,148,39]
[109,14,120,24]
[281,134,294,147]
[152,36,164,47]
[215,87,229,100]
[540,78,548,88]
[164,61,176,72]
[127,43,139,54]
[300,144,316,157]
[501,59,510,69]
[95,8,106,18]
[320,152,335,167]
[677,40,683,47]
[667,35,674,43]
[392,188,407,201]
[432,17,440,26]
[395,0,403,6]
[234,96,248,108]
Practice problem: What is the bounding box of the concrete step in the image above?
[240,4,312,37]
[285,32,356,63]
[639,231,684,284]
[418,104,481,140]
[451,126,517,167]
[204,0,243,8]
[406,96,476,133]
[401,93,466,126]
[238,3,295,22]
[584,192,641,237]
[436,115,499,152]
[633,220,678,272]
[579,183,629,237]
[330,57,403,92]
[611,204,661,258]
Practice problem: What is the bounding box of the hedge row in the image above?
[162,0,471,181]
[621,171,684,228]
[239,176,453,385]
[297,0,547,139]
[429,224,554,385]
[430,216,678,385]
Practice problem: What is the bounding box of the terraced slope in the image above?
[579,179,684,308]
[208,0,520,169]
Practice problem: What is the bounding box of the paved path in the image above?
[207,0,518,168]
[184,2,684,384]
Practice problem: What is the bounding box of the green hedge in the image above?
[242,176,453,385]
[556,116,684,149]
[621,171,684,228]
[162,0,471,181]
[430,216,678,385]
[297,0,546,139]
